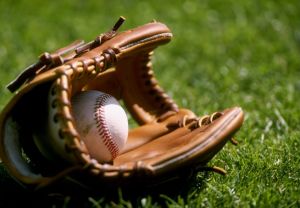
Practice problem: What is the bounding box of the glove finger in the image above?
[114,107,244,174]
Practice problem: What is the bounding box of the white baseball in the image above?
[71,90,128,163]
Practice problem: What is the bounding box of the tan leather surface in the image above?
[121,109,196,153]
[114,107,243,169]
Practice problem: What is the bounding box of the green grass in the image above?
[1,0,300,207]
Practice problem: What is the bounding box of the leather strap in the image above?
[6,17,126,93]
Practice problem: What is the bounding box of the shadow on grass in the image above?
[0,163,210,207]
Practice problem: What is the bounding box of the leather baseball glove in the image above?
[0,17,244,191]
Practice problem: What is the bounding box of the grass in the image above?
[0,0,300,207]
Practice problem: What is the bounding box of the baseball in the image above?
[71,90,128,163]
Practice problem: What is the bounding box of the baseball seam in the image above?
[94,94,119,160]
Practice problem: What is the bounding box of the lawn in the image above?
[0,0,300,207]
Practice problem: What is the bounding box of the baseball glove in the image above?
[0,17,244,191]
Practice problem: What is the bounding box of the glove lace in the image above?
[139,52,179,114]
[179,111,223,129]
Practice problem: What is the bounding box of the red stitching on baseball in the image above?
[94,94,119,160]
